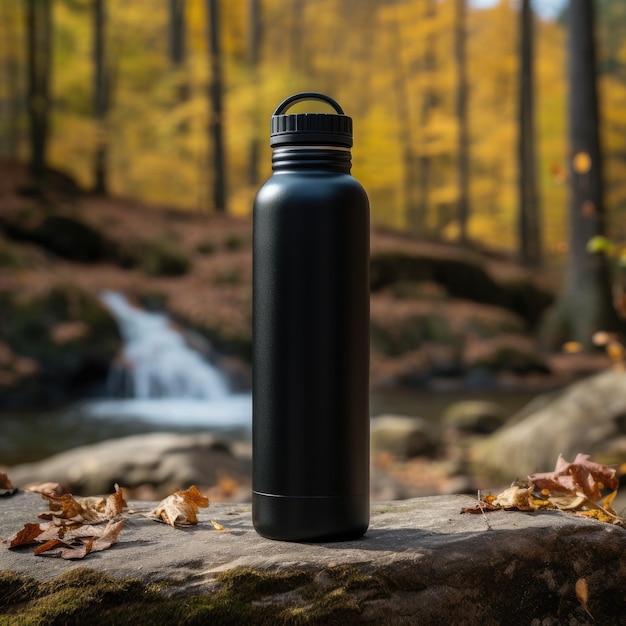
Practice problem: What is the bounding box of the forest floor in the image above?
[0,157,613,396]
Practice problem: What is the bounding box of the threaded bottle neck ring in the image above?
[271,146,352,172]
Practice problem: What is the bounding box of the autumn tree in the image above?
[247,0,262,186]
[416,0,437,234]
[92,0,108,194]
[542,0,624,348]
[207,0,227,213]
[454,0,470,244]
[517,0,541,266]
[26,0,53,179]
[169,0,189,106]
[0,1,21,158]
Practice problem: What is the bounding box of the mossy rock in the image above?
[0,285,121,408]
[0,566,385,625]
[463,338,549,375]
[33,215,107,262]
[140,238,191,277]
[1,212,108,263]
[0,238,39,269]
[370,249,553,326]
[114,237,191,277]
[442,400,508,434]
[371,313,457,357]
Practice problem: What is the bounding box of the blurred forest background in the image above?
[1,0,626,244]
[0,0,626,414]
[2,0,626,500]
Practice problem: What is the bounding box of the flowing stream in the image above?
[82,291,252,430]
[1,291,539,465]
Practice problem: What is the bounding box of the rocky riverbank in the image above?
[4,370,626,511]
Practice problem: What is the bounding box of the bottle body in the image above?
[252,163,370,542]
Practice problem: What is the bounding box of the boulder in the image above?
[442,400,508,434]
[1,493,624,623]
[471,370,626,480]
[371,415,439,459]
[6,432,251,499]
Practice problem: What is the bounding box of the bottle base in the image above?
[252,491,369,542]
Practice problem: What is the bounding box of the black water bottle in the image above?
[252,93,370,542]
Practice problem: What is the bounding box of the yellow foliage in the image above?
[2,0,626,249]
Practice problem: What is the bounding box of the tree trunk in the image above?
[207,0,227,213]
[518,0,541,267]
[169,0,185,65]
[93,0,108,195]
[416,0,437,235]
[454,0,470,244]
[384,8,417,232]
[247,0,262,187]
[542,0,624,348]
[169,0,189,104]
[1,2,21,158]
[26,0,52,180]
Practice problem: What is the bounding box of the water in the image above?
[1,292,539,466]
[82,291,253,434]
[100,291,230,400]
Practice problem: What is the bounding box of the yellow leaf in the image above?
[573,151,592,174]
[563,341,583,354]
[575,578,593,619]
[602,489,618,512]
[606,341,625,362]
[210,519,229,532]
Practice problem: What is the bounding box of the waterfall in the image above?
[86,291,251,430]
[101,291,229,400]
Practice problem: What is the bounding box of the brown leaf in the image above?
[24,482,65,497]
[39,484,125,525]
[34,539,65,556]
[150,485,209,527]
[0,472,17,497]
[9,522,46,548]
[575,578,593,619]
[530,453,618,501]
[32,519,126,560]
[59,519,126,560]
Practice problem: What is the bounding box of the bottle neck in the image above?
[271,145,352,173]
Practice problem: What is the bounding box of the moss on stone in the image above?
[0,565,384,625]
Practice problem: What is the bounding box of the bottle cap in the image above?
[270,92,353,148]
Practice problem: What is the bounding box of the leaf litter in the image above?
[461,453,625,527]
[1,472,18,497]
[6,481,225,560]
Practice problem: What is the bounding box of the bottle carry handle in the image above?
[273,92,345,116]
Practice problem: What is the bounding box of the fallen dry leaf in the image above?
[462,453,625,527]
[493,484,535,511]
[9,522,47,548]
[575,578,593,620]
[210,519,228,532]
[0,472,17,497]
[8,485,127,560]
[150,485,209,527]
[530,453,618,501]
[39,484,125,525]
[33,519,126,560]
[24,482,65,497]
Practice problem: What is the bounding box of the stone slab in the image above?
[2,493,625,624]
